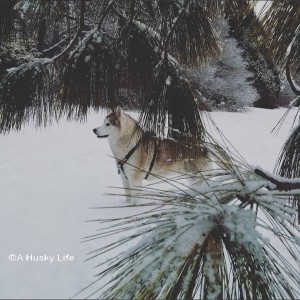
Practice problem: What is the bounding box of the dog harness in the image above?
[117,139,160,180]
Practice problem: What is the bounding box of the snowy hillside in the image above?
[0,108,298,299]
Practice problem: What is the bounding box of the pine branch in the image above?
[75,183,300,299]
[60,28,118,118]
[0,59,58,133]
[52,0,115,62]
[139,58,205,143]
[163,0,190,61]
[115,14,161,96]
[162,0,220,67]
[255,168,300,191]
[52,0,86,62]
[260,0,300,70]
[275,125,300,180]
[285,62,300,96]
[286,41,300,96]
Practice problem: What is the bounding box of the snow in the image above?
[85,55,91,63]
[0,107,299,298]
[134,20,161,41]
[165,75,171,86]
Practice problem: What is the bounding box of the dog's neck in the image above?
[108,115,142,160]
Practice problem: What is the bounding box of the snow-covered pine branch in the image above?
[74,166,300,299]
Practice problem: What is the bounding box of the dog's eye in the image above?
[106,123,110,126]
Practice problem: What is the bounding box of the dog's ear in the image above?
[115,106,123,117]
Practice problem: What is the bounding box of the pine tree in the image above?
[187,17,258,111]
[225,2,281,108]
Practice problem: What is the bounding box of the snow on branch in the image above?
[0,59,57,133]
[74,166,300,299]
[52,0,86,62]
[255,167,300,191]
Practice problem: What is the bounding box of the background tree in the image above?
[187,17,258,111]
[225,1,281,108]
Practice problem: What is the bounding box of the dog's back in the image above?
[137,135,209,176]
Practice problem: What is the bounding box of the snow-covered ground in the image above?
[0,107,298,299]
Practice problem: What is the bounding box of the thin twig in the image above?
[52,0,86,62]
[42,37,68,55]
[97,0,116,31]
[112,6,126,20]
[52,0,115,62]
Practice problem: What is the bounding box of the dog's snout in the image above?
[93,128,97,134]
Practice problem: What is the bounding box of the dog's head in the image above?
[93,107,123,138]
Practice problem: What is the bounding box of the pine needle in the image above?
[116,19,160,95]
[60,29,118,120]
[0,59,58,133]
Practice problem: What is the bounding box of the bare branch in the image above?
[97,0,116,31]
[42,37,68,55]
[52,0,86,62]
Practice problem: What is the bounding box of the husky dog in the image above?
[93,107,211,203]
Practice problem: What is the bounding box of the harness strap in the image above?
[117,141,141,179]
[117,137,160,180]
[144,140,160,180]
